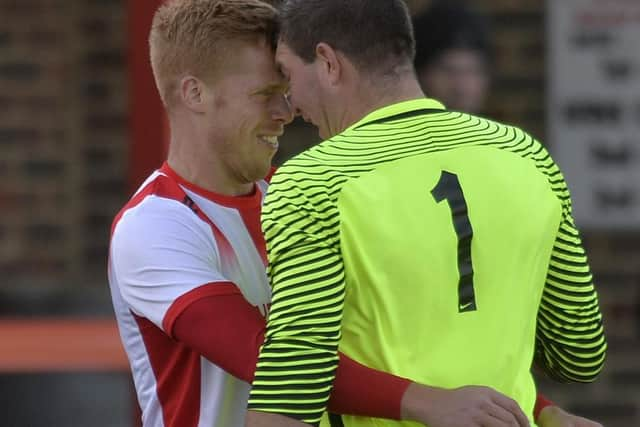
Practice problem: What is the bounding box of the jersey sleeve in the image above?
[110,196,231,334]
[534,157,607,382]
[247,170,345,425]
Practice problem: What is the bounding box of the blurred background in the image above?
[0,0,638,425]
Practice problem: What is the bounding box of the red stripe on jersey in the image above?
[265,166,277,183]
[173,291,266,383]
[534,393,555,421]
[134,314,200,427]
[237,199,268,266]
[328,354,410,420]
[160,162,262,210]
[163,282,240,338]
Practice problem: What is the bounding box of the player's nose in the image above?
[272,94,294,125]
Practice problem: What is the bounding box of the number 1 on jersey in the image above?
[431,171,477,313]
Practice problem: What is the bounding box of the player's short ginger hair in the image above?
[149,0,278,109]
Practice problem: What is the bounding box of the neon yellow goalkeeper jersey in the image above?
[248,98,606,426]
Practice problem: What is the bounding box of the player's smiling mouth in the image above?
[259,135,279,149]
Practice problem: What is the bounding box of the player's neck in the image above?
[370,71,425,109]
[166,149,254,197]
[335,74,425,137]
[166,119,253,197]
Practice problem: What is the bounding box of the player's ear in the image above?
[180,75,207,113]
[315,42,342,86]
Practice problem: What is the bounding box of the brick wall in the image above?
[0,0,127,296]
[484,2,546,139]
[0,0,637,425]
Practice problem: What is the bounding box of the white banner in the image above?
[547,0,640,229]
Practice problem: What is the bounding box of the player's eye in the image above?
[254,89,275,100]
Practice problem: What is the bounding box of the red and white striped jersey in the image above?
[108,162,271,427]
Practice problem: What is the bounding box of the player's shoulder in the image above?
[111,175,207,241]
[474,113,537,140]
[269,150,342,195]
[114,197,195,245]
[447,112,544,156]
[110,193,216,273]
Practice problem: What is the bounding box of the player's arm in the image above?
[535,391,603,426]
[537,405,604,427]
[247,176,348,426]
[172,290,529,427]
[247,241,344,425]
[534,160,606,382]
[170,287,413,420]
[170,285,533,427]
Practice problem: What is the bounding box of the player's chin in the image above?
[250,161,273,182]
[317,124,331,140]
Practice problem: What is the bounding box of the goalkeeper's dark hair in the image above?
[277,0,415,77]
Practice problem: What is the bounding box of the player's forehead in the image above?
[274,41,298,72]
[223,42,285,88]
[241,69,289,99]
[245,59,288,93]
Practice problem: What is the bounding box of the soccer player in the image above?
[108,1,530,426]
[246,1,607,426]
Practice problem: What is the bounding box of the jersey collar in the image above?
[343,97,446,133]
[159,162,263,209]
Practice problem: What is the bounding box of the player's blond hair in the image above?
[149,0,278,109]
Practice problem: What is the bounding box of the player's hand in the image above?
[537,406,603,427]
[401,383,530,427]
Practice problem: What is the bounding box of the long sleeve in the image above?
[534,161,607,382]
[248,171,346,425]
[173,290,410,421]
